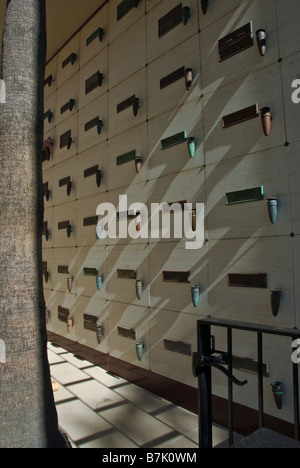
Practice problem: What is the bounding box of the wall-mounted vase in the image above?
[135,156,142,174]
[67,136,74,150]
[96,275,103,291]
[96,325,104,344]
[187,137,196,158]
[271,381,283,410]
[136,213,141,232]
[185,68,193,91]
[261,107,272,136]
[267,197,278,224]
[191,285,200,308]
[67,224,72,238]
[67,316,73,334]
[97,119,104,135]
[96,169,102,188]
[44,271,50,284]
[45,189,51,202]
[201,0,209,14]
[67,277,73,293]
[67,180,72,197]
[136,342,144,361]
[136,280,143,300]
[182,6,190,25]
[256,29,266,56]
[271,291,281,317]
[133,97,139,117]
[96,223,102,240]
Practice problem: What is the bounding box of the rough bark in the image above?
[0,0,67,448]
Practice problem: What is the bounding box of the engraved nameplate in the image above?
[44,74,54,87]
[228,273,268,289]
[117,0,140,21]
[159,4,182,38]
[161,131,186,150]
[61,99,75,114]
[219,22,254,62]
[83,216,98,227]
[84,165,99,178]
[117,269,137,279]
[232,356,269,377]
[222,104,259,128]
[163,271,190,283]
[84,314,98,331]
[58,220,70,230]
[58,306,70,322]
[117,95,136,113]
[86,27,104,46]
[160,66,185,89]
[83,267,99,277]
[85,71,103,94]
[59,176,70,187]
[62,53,77,68]
[60,130,72,149]
[84,117,100,132]
[118,326,136,340]
[117,150,136,166]
[164,339,192,356]
[226,186,264,205]
[57,266,69,274]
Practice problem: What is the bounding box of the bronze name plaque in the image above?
[118,326,136,340]
[83,216,98,227]
[59,176,71,187]
[164,339,192,356]
[85,71,103,95]
[163,271,190,283]
[84,165,99,178]
[159,4,182,38]
[84,314,98,332]
[60,130,72,149]
[57,266,69,274]
[219,22,254,62]
[222,104,259,129]
[58,306,70,322]
[160,66,185,89]
[117,269,137,279]
[228,273,267,289]
[58,220,70,230]
[117,95,136,113]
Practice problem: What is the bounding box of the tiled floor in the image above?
[48,342,231,449]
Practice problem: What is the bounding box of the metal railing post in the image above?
[197,322,213,448]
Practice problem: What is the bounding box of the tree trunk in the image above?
[0,0,67,448]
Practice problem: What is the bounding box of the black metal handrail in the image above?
[194,317,300,448]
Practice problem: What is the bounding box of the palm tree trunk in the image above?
[0,0,67,448]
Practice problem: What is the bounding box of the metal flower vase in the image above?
[191,285,200,308]
[136,342,144,362]
[261,107,272,136]
[271,291,281,317]
[271,381,283,410]
[136,280,143,300]
[267,197,278,224]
